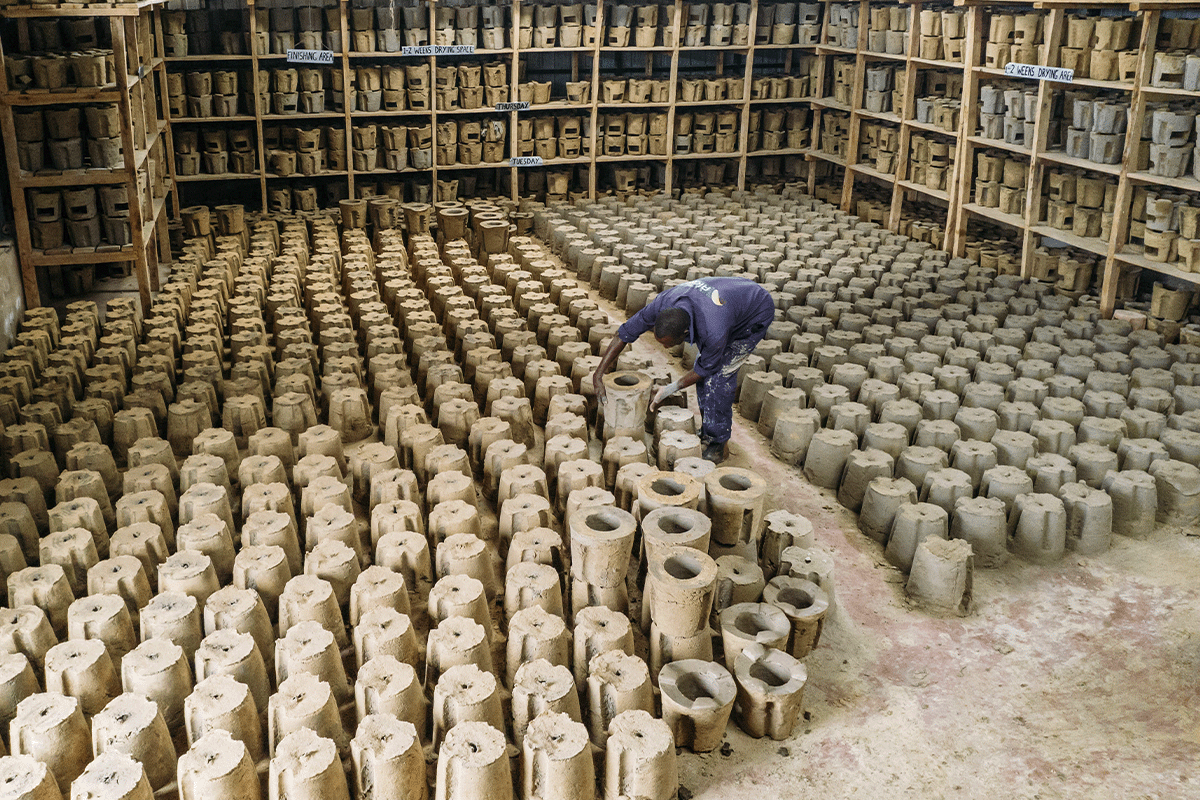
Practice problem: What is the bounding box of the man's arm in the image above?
[591,336,628,403]
[691,332,728,379]
[650,369,701,411]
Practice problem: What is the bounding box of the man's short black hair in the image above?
[654,308,689,341]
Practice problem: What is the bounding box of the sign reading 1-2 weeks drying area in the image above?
[1004,62,1074,83]
[287,49,335,64]
[401,45,476,55]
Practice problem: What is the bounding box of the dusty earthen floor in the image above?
[79,230,1200,800]
[700,421,1200,800]
[605,295,1200,800]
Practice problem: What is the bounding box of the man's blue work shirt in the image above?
[617,277,775,378]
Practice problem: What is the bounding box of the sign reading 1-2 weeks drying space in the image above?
[401,45,476,56]
[510,156,543,167]
[286,49,335,64]
[495,102,530,112]
[1004,62,1074,83]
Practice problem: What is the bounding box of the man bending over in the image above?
[592,276,776,463]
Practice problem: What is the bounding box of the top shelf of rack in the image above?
[0,0,164,18]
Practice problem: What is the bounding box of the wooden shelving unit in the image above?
[805,0,977,237]
[0,0,177,310]
[946,3,1200,317]
[164,0,824,206]
[825,0,1200,319]
[5,0,1192,317]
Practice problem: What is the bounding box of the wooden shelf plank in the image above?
[1114,247,1200,286]
[14,169,129,187]
[856,108,901,124]
[748,97,813,105]
[525,46,596,53]
[599,46,673,53]
[1140,84,1200,98]
[850,162,898,184]
[756,43,817,51]
[31,247,142,266]
[863,50,907,62]
[170,115,257,123]
[1,0,165,18]
[809,150,847,168]
[354,167,434,175]
[962,201,1026,229]
[748,147,810,156]
[1030,223,1110,257]
[671,151,742,161]
[435,106,513,115]
[911,56,965,70]
[1037,148,1122,176]
[432,162,517,171]
[810,97,850,112]
[1126,169,1200,193]
[904,117,958,136]
[261,112,346,121]
[176,173,262,182]
[166,54,253,62]
[897,177,950,203]
[264,171,351,179]
[967,134,1031,157]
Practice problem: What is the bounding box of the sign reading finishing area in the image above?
[1004,62,1074,83]
[286,49,335,64]
[401,45,477,55]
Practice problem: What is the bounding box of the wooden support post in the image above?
[153,4,180,224]
[111,16,153,315]
[889,0,923,232]
[663,0,683,196]
[249,0,269,211]
[942,5,980,253]
[839,0,869,211]
[510,0,522,202]
[341,0,355,200]
[736,0,759,191]
[1101,10,1159,319]
[1019,8,1063,280]
[0,14,39,308]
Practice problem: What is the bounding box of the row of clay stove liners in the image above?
[538,185,1200,615]
[0,199,829,800]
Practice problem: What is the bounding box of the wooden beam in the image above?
[888,1,922,233]
[1101,9,1159,318]
[948,5,984,255]
[1019,7,1063,281]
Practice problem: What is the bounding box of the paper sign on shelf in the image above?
[1004,62,1073,83]
[495,102,531,111]
[401,45,477,56]
[510,156,544,167]
[286,49,335,64]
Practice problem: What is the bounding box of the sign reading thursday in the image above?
[1004,62,1074,83]
[510,156,543,167]
[495,101,530,112]
[401,45,476,56]
[286,49,335,64]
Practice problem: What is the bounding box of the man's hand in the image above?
[593,337,628,405]
[650,380,682,412]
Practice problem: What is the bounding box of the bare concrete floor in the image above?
[677,408,1200,800]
